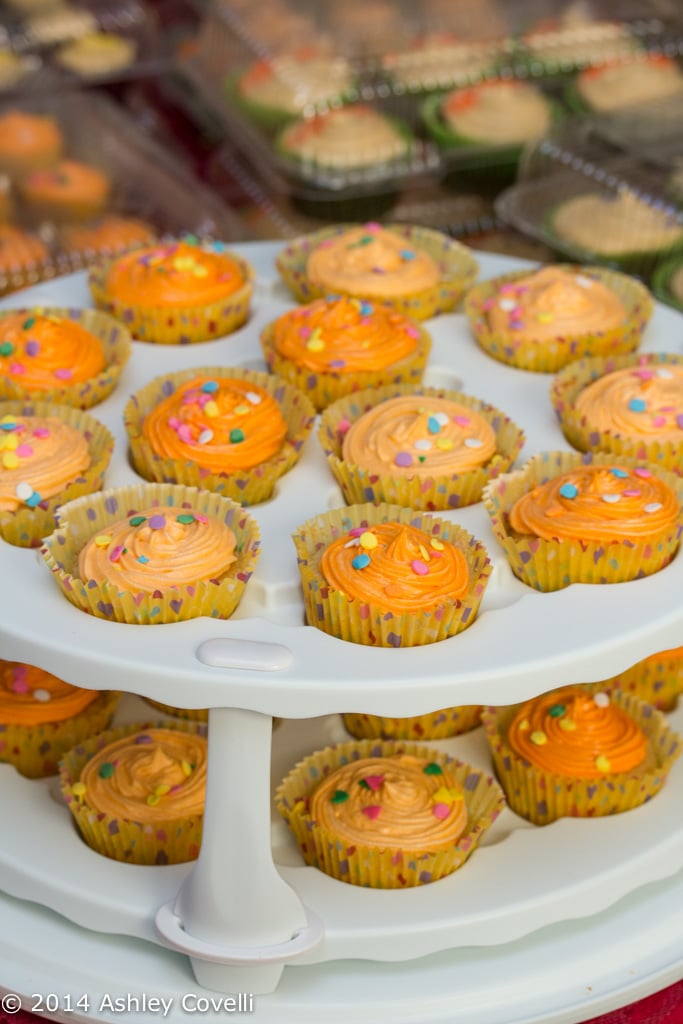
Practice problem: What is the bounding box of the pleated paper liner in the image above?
[482,450,683,592]
[275,738,505,888]
[1,690,120,779]
[88,247,254,345]
[0,399,114,548]
[587,647,683,713]
[342,705,483,741]
[40,482,261,625]
[292,501,491,648]
[59,719,207,865]
[275,223,479,320]
[481,689,682,826]
[318,383,525,510]
[260,317,432,413]
[0,306,132,409]
[463,264,653,373]
[124,366,315,505]
[550,351,683,473]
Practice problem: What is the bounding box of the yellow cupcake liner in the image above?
[275,223,479,321]
[88,247,254,345]
[260,318,431,413]
[318,383,525,510]
[0,399,115,548]
[482,450,683,592]
[0,306,132,409]
[481,689,682,826]
[142,697,283,729]
[0,690,120,779]
[59,719,207,865]
[292,502,491,648]
[551,352,683,473]
[275,738,505,888]
[463,265,653,373]
[586,648,683,713]
[124,365,315,505]
[342,705,483,740]
[40,481,261,625]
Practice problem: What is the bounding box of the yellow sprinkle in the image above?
[94,534,112,547]
[431,538,444,551]
[530,730,547,746]
[204,400,219,417]
[154,784,171,796]
[71,782,86,799]
[537,312,553,323]
[436,438,454,450]
[519,718,530,731]
[0,415,16,424]
[181,760,193,776]
[359,531,377,550]
[146,794,161,805]
[419,544,430,560]
[432,785,463,804]
[2,452,18,468]
[234,404,249,415]
[559,718,576,731]
[306,338,324,352]
[193,265,208,278]
[2,433,18,451]
[595,755,611,773]
[173,256,195,272]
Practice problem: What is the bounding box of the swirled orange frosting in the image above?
[309,754,468,851]
[0,312,106,390]
[104,241,247,307]
[79,728,207,822]
[342,395,497,477]
[0,660,99,725]
[19,159,110,206]
[486,267,626,342]
[0,414,90,512]
[508,686,648,777]
[59,215,156,256]
[306,225,441,299]
[270,296,421,373]
[77,505,237,593]
[321,521,470,612]
[141,376,287,473]
[574,364,683,443]
[508,464,680,542]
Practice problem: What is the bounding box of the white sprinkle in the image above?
[434,412,450,426]
[656,368,673,378]
[593,692,610,707]
[198,429,214,444]
[344,537,360,548]
[464,438,484,448]
[575,274,593,289]
[246,391,262,404]
[15,482,33,500]
[32,688,51,702]
[498,298,516,311]
[645,502,663,513]
[602,493,621,503]
[414,439,432,451]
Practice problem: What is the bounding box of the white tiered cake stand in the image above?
[0,245,682,1024]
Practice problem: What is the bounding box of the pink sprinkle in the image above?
[452,415,470,426]
[348,526,365,537]
[364,774,385,792]
[432,803,450,819]
[633,369,655,379]
[405,326,420,339]
[622,489,641,497]
[316,239,334,249]
[337,418,351,435]
[361,805,382,820]
[168,417,181,430]
[197,393,212,408]
[411,559,429,576]
[32,428,50,438]
[652,416,666,427]
[177,424,194,444]
[11,679,29,693]
[109,545,124,563]
[54,368,72,380]
[194,513,208,524]
[16,444,33,457]
[365,222,382,232]
[499,283,517,294]
[299,325,312,339]
[482,298,495,312]
[181,390,201,404]
[9,362,24,374]
[634,467,652,478]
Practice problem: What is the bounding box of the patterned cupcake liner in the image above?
[0,399,115,548]
[0,306,132,409]
[292,501,491,648]
[124,366,315,505]
[143,698,284,728]
[275,738,505,888]
[59,719,207,865]
[0,690,120,779]
[463,264,653,373]
[587,648,683,713]
[481,689,681,826]
[275,223,479,320]
[260,319,432,413]
[342,705,483,741]
[551,351,683,474]
[482,450,683,592]
[88,249,254,345]
[40,482,261,625]
[318,383,525,510]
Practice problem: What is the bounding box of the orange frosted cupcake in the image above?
[60,722,207,864]
[482,686,681,824]
[58,215,156,259]
[276,740,505,887]
[89,239,254,344]
[0,308,131,409]
[0,224,50,294]
[260,295,431,411]
[0,660,119,778]
[18,159,110,223]
[125,367,315,506]
[483,451,683,591]
[0,111,63,177]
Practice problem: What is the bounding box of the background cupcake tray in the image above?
[0,244,682,1020]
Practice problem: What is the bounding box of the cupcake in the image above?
[342,705,483,741]
[0,400,114,547]
[0,307,132,409]
[292,502,491,648]
[483,450,683,592]
[0,659,119,778]
[423,80,555,152]
[0,224,50,294]
[464,264,653,373]
[598,647,683,712]
[523,19,639,71]
[26,5,98,46]
[60,722,207,864]
[55,32,137,77]
[0,110,63,178]
[57,215,156,260]
[276,222,479,320]
[277,104,411,172]
[89,239,254,345]
[318,383,525,510]
[482,686,681,825]
[124,367,315,506]
[572,55,683,113]
[40,482,261,625]
[551,352,683,473]
[260,295,431,411]
[17,158,111,223]
[275,739,505,888]
[381,32,495,93]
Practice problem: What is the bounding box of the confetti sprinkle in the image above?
[595,755,611,773]
[549,704,565,717]
[177,514,195,525]
[395,451,412,467]
[148,515,166,530]
[129,515,146,526]
[230,428,245,443]
[644,502,663,513]
[559,483,578,499]
[33,688,50,702]
[352,552,371,570]
[331,789,348,803]
[359,531,377,550]
[98,762,115,779]
[530,730,547,745]
[423,762,443,775]
[362,805,382,820]
[411,559,429,575]
[94,534,112,547]
[593,692,610,707]
[628,398,647,413]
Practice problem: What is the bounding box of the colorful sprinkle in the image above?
[549,704,565,717]
[129,515,146,526]
[634,467,651,478]
[137,555,149,564]
[593,692,610,707]
[423,762,443,775]
[359,531,377,550]
[109,545,124,563]
[25,490,41,507]
[559,483,578,499]
[32,688,50,702]
[595,755,611,773]
[530,730,547,745]
[148,515,166,530]
[363,774,384,791]
[427,416,441,435]
[181,760,193,776]
[395,451,412,467]
[94,534,112,547]
[464,438,483,448]
[611,468,628,478]
[98,762,115,779]
[246,391,262,404]
[198,429,213,444]
[628,398,647,413]
[230,428,245,444]
[432,803,450,819]
[411,559,429,575]
[25,340,40,357]
[203,401,219,418]
[22,317,36,330]
[559,718,576,731]
[352,552,371,570]
[177,514,195,524]
[602,493,621,503]
[201,381,219,393]
[331,789,348,803]
[645,502,663,513]
[431,539,444,551]
[0,342,13,356]
[362,805,382,819]
[414,439,432,451]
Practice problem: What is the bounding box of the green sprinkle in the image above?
[184,233,199,245]
[22,317,36,330]
[418,455,426,462]
[98,762,115,779]
[331,789,349,803]
[358,779,371,790]
[229,428,245,444]
[424,762,443,775]
[0,342,13,356]
[549,704,566,718]
[129,515,146,526]
[177,514,195,524]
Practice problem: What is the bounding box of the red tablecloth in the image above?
[1,979,681,1024]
